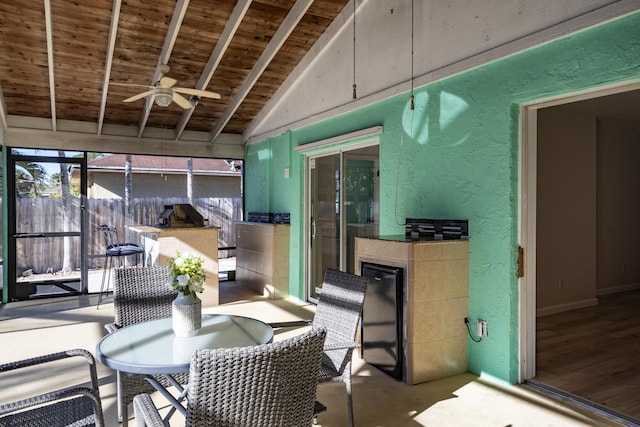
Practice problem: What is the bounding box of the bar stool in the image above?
[96,224,144,308]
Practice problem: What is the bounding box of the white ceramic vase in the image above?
[172,291,202,337]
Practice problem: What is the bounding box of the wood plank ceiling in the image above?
[0,0,349,143]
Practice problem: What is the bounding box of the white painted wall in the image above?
[536,108,598,315]
[536,108,640,315]
[596,120,640,294]
[248,0,620,139]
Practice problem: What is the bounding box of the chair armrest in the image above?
[0,348,95,372]
[104,322,120,334]
[0,348,100,392]
[133,393,165,426]
[268,319,312,329]
[323,340,360,351]
[0,387,104,426]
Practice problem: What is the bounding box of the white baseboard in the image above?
[596,282,640,296]
[536,298,599,317]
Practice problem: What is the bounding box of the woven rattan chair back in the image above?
[184,327,327,427]
[112,265,175,328]
[312,268,367,427]
[313,268,367,376]
[108,266,181,426]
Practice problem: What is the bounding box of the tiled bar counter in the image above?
[129,225,220,305]
[355,236,469,385]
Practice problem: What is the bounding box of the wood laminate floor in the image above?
[535,290,640,422]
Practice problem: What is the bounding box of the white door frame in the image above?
[518,80,640,382]
[297,130,382,302]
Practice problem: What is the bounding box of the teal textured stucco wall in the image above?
[244,13,640,384]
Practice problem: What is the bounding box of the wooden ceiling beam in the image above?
[209,0,315,142]
[137,0,190,138]
[245,0,363,140]
[5,126,245,159]
[44,0,57,131]
[97,0,122,136]
[174,0,253,140]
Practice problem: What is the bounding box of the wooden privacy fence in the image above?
[15,197,242,273]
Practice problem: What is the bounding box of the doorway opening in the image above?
[520,81,640,423]
[7,149,87,301]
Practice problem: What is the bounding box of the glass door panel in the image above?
[345,152,378,273]
[308,145,379,301]
[310,154,340,300]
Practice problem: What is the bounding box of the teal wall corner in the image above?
[244,141,271,215]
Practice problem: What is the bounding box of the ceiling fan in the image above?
[112,64,221,109]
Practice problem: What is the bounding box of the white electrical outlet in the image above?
[477,320,488,338]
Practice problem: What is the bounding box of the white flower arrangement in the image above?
[168,251,206,297]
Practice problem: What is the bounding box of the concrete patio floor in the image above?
[0,279,629,426]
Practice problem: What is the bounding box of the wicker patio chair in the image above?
[0,348,104,427]
[269,268,367,427]
[104,266,187,426]
[133,327,326,427]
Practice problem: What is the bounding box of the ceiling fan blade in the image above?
[110,82,153,89]
[173,87,221,99]
[123,90,154,103]
[159,76,177,88]
[172,92,194,109]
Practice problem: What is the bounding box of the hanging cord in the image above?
[410,0,415,110]
[352,0,357,99]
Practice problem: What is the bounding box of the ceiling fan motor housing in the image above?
[154,87,173,107]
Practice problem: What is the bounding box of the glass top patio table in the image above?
[96,314,274,375]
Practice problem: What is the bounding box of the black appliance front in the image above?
[361,262,403,380]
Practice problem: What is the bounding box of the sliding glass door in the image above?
[307,145,378,300]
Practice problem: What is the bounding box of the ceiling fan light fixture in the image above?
[154,88,173,107]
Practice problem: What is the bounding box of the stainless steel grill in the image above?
[157,204,204,228]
